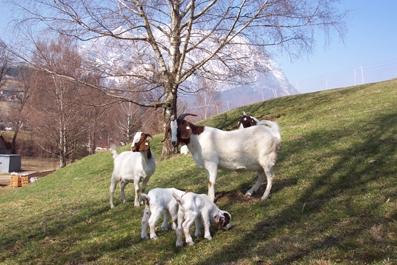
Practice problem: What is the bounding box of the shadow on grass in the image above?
[196,112,397,264]
[1,110,396,264]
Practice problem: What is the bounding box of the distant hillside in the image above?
[0,79,396,264]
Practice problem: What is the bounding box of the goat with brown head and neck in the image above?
[170,113,281,202]
[109,132,156,208]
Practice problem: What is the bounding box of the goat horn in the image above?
[177,113,197,121]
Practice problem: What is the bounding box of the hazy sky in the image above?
[275,1,397,92]
[1,1,396,93]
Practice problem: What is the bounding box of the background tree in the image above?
[194,78,222,120]
[0,40,9,89]
[15,0,344,158]
[7,66,33,153]
[27,37,89,167]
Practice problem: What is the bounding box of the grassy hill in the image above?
[1,80,396,265]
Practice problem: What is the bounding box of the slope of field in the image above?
[1,80,396,265]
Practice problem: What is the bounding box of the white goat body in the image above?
[190,125,279,170]
[173,192,231,247]
[140,188,185,240]
[109,132,155,208]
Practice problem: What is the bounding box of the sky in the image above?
[1,1,397,93]
[275,0,397,92]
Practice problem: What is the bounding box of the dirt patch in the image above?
[215,190,260,204]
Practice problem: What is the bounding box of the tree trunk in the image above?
[160,85,178,159]
[59,131,66,168]
[88,129,96,155]
[11,122,21,154]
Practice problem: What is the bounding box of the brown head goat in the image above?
[170,113,280,202]
[109,132,155,208]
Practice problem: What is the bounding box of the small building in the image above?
[0,154,21,173]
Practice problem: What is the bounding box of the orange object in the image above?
[20,176,29,186]
[10,175,21,187]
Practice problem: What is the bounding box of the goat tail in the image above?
[110,144,118,159]
[260,120,281,142]
[140,193,150,206]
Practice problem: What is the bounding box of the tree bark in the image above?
[160,84,178,159]
[10,122,22,154]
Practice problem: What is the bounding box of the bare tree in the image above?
[14,0,344,157]
[116,101,143,144]
[7,66,33,153]
[0,40,9,89]
[83,87,115,155]
[193,78,222,119]
[27,37,88,167]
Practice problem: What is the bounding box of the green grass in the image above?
[1,80,397,265]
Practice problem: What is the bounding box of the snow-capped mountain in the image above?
[182,59,298,114]
[216,62,298,111]
[80,29,298,111]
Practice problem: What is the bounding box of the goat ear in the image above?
[180,124,192,139]
[145,133,153,140]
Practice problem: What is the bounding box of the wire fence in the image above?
[294,60,397,92]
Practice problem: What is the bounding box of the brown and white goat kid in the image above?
[170,113,281,201]
[173,192,231,247]
[109,132,155,208]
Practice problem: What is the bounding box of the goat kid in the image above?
[140,188,185,240]
[173,192,231,247]
[170,113,280,201]
[109,132,155,208]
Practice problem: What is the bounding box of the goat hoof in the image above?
[244,192,252,198]
[186,240,194,246]
[261,195,269,201]
[141,235,148,240]
[204,235,212,241]
[176,241,183,247]
[150,235,158,240]
[134,203,140,207]
[160,226,169,231]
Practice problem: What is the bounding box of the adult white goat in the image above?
[170,113,281,201]
[109,132,155,208]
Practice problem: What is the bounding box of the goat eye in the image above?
[186,126,190,130]
[243,118,247,121]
